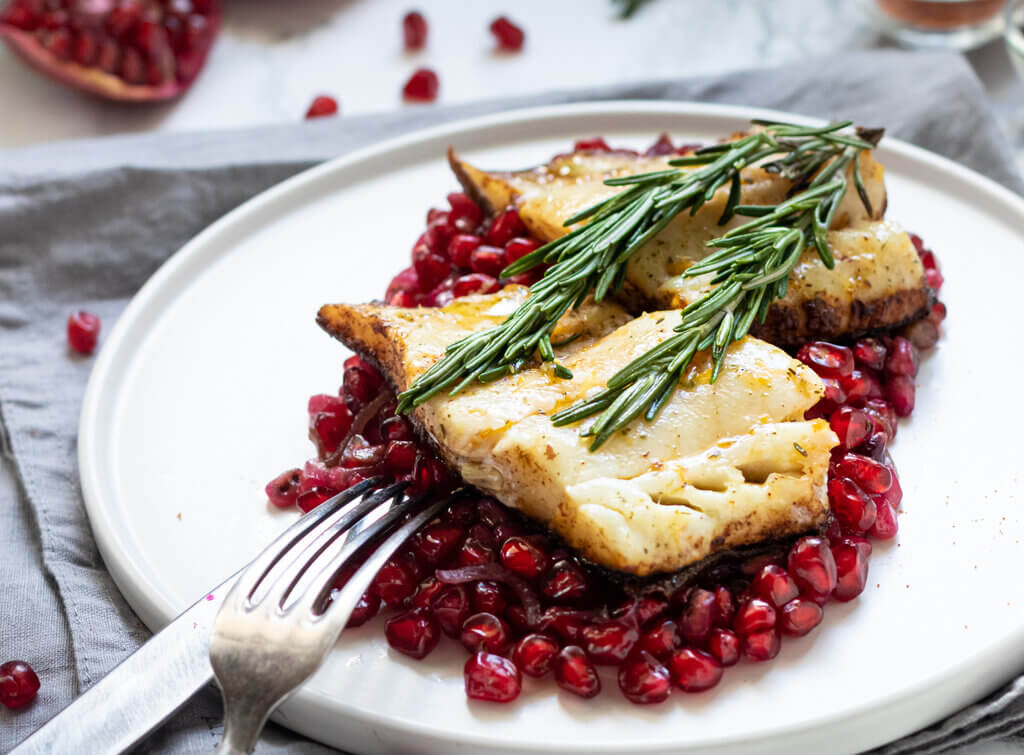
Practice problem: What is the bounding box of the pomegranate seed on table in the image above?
[779,599,824,636]
[743,629,781,661]
[67,310,100,354]
[581,621,639,665]
[402,67,439,101]
[885,374,916,417]
[618,651,672,704]
[402,10,427,50]
[828,477,878,535]
[0,660,40,709]
[679,588,715,645]
[796,342,854,378]
[929,301,947,325]
[832,538,872,601]
[870,499,900,540]
[460,612,512,654]
[708,628,740,666]
[668,648,723,693]
[489,15,524,51]
[751,565,800,608]
[885,337,919,377]
[305,95,338,119]
[903,319,940,350]
[514,634,559,677]
[345,590,382,628]
[265,468,301,509]
[465,652,521,703]
[385,607,441,659]
[640,617,681,659]
[835,453,893,495]
[787,536,838,598]
[554,646,601,698]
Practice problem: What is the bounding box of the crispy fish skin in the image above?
[450,148,930,344]
[318,290,838,577]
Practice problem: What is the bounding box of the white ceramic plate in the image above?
[79,102,1024,755]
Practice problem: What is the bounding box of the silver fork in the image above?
[209,478,456,755]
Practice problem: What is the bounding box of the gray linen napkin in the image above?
[1,49,1021,755]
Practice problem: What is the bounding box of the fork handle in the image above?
[217,697,273,755]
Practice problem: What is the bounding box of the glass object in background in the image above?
[863,0,1008,49]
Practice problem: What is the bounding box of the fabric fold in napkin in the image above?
[0,49,1021,754]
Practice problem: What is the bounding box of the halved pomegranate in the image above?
[0,0,221,102]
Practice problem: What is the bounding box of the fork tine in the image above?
[230,476,383,605]
[291,490,463,628]
[267,481,409,610]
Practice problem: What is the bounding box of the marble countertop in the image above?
[2,0,1023,175]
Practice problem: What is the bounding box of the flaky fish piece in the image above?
[451,147,932,345]
[318,288,838,576]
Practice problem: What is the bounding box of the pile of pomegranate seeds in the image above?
[489,16,524,51]
[305,95,338,119]
[402,67,438,102]
[402,10,427,51]
[0,660,39,709]
[0,0,220,101]
[266,135,946,705]
[67,310,100,355]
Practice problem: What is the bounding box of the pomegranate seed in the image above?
[489,15,525,51]
[452,273,500,298]
[381,416,414,442]
[574,137,611,152]
[708,628,740,666]
[310,411,352,456]
[409,576,443,609]
[796,342,854,378]
[461,612,512,654]
[668,648,723,693]
[858,430,888,462]
[295,487,334,513]
[835,453,892,495]
[743,629,781,661]
[425,213,456,255]
[373,559,416,607]
[909,232,925,253]
[751,565,800,608]
[639,617,680,659]
[712,586,735,627]
[542,559,590,603]
[618,651,672,704]
[581,621,639,665]
[885,375,916,417]
[513,633,559,677]
[920,249,939,271]
[870,500,900,540]
[504,236,541,265]
[447,234,482,268]
[885,337,919,378]
[645,134,675,155]
[0,661,40,709]
[679,588,715,645]
[469,245,507,277]
[413,248,451,291]
[412,522,464,564]
[840,369,879,405]
[402,67,439,101]
[265,468,301,509]
[734,598,776,636]
[903,319,939,350]
[925,267,944,290]
[345,590,381,628]
[863,398,897,439]
[305,95,338,119]
[339,435,385,469]
[457,537,495,566]
[788,536,838,599]
[465,652,521,703]
[385,607,441,659]
[554,646,601,698]
[472,581,508,615]
[447,192,483,229]
[469,520,499,545]
[828,477,878,535]
[402,10,427,50]
[73,30,98,64]
[538,607,590,643]
[485,209,527,247]
[854,338,887,370]
[832,537,871,601]
[928,301,947,325]
[820,377,847,407]
[500,536,549,580]
[343,362,383,407]
[431,585,472,637]
[386,265,420,299]
[382,440,418,473]
[67,310,100,354]
[634,595,670,624]
[779,598,823,636]
[829,407,873,451]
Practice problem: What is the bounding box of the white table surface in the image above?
[2,1,1022,753]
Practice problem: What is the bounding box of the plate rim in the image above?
[78,99,1024,754]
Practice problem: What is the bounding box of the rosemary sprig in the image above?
[396,121,880,441]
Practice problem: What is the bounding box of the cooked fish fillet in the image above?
[318,288,838,576]
[451,148,931,345]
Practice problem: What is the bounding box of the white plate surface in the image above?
[79,102,1024,754]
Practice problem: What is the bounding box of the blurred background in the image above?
[0,0,1022,174]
